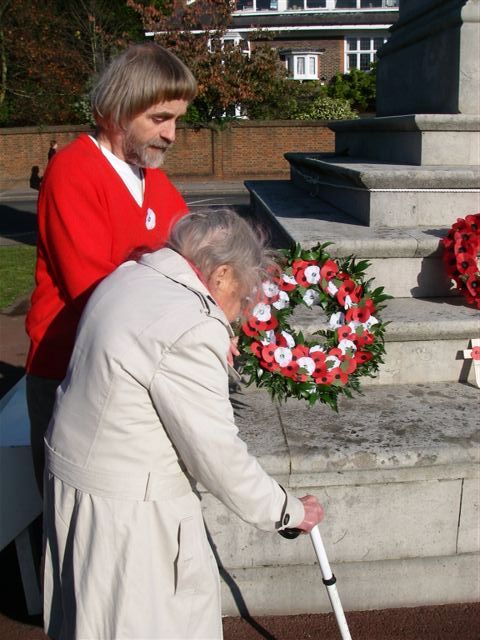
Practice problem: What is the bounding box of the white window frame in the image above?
[234,0,397,11]
[282,53,318,80]
[344,35,386,72]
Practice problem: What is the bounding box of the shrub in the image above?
[294,95,358,121]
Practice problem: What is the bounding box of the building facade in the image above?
[230,0,399,82]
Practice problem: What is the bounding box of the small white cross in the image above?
[463,338,480,388]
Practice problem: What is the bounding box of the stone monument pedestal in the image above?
[238,0,480,614]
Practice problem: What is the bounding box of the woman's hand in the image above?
[297,495,324,534]
[227,337,240,366]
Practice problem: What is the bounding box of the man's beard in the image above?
[123,130,170,168]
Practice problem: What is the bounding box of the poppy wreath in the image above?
[238,242,391,410]
[441,213,480,309]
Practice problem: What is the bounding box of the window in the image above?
[236,0,254,9]
[235,0,277,9]
[335,0,397,7]
[282,53,318,79]
[235,0,397,9]
[345,36,386,71]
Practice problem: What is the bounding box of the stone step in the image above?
[330,114,480,166]
[284,153,480,227]
[291,297,479,386]
[202,381,479,614]
[247,179,455,298]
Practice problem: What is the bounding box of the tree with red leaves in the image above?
[128,0,288,122]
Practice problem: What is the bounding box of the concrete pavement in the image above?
[0,179,250,203]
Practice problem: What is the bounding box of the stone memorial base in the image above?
[202,382,479,614]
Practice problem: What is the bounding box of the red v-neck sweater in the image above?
[26,134,188,379]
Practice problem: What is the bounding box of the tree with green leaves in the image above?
[326,64,377,113]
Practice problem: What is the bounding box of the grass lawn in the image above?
[0,244,36,311]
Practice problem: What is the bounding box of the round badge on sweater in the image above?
[145,208,156,230]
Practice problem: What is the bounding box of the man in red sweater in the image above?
[26,43,197,492]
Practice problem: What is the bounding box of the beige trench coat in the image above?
[43,248,304,640]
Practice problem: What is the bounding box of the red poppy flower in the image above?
[330,367,349,385]
[355,351,373,364]
[242,322,260,338]
[337,279,357,307]
[340,356,357,374]
[280,274,297,292]
[261,344,277,363]
[466,273,480,297]
[313,370,334,386]
[465,214,480,233]
[292,259,315,285]
[346,305,371,324]
[276,332,288,347]
[471,346,480,360]
[451,218,468,233]
[250,341,263,358]
[261,358,280,373]
[362,331,375,346]
[283,362,300,379]
[292,345,309,360]
[337,326,353,341]
[294,267,310,287]
[310,350,326,365]
[456,254,478,275]
[250,315,279,332]
[320,259,339,281]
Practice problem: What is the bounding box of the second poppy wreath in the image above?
[238,242,391,410]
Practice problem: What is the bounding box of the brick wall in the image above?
[0,121,334,189]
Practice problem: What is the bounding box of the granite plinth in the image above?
[376,0,480,116]
[331,114,480,165]
[285,154,480,227]
[247,179,469,297]
[202,382,480,613]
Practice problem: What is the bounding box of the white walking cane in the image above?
[310,525,352,640]
[281,525,352,640]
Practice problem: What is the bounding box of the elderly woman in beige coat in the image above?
[43,209,323,639]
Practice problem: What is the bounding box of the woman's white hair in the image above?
[168,209,276,297]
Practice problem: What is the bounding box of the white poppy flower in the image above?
[309,345,325,355]
[348,320,361,332]
[297,356,316,375]
[281,330,296,348]
[282,273,297,286]
[273,290,290,310]
[260,330,276,346]
[304,265,321,284]
[274,347,293,368]
[338,339,357,355]
[252,302,271,322]
[364,315,379,329]
[325,355,341,370]
[262,281,280,298]
[326,280,338,296]
[329,311,345,329]
[303,289,320,307]
[343,294,354,309]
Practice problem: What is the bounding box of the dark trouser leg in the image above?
[26,374,61,497]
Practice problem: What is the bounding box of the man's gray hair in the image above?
[91,43,197,131]
[169,209,276,297]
